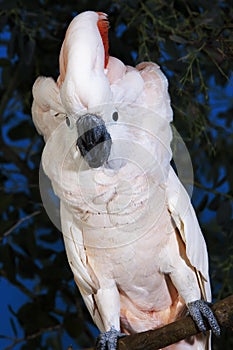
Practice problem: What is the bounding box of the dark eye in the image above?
[65,116,74,129]
[66,117,74,129]
[66,116,71,127]
[112,111,118,122]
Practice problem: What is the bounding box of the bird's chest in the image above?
[66,161,168,248]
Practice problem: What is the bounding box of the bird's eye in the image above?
[66,116,74,129]
[66,117,70,127]
[112,111,118,122]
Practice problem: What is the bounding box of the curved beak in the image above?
[76,114,112,168]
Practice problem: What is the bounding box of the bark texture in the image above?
[83,295,233,350]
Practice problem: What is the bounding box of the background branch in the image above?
[1,210,41,241]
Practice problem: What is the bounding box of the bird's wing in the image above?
[166,166,211,301]
[32,77,66,141]
[60,201,106,331]
[136,62,211,300]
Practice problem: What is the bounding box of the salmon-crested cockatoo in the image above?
[32,11,220,350]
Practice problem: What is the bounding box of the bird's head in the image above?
[58,11,114,168]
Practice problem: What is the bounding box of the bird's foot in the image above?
[187,300,220,336]
[96,326,126,350]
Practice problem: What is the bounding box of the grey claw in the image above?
[96,326,126,350]
[188,300,221,337]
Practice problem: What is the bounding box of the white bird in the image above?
[32,10,220,350]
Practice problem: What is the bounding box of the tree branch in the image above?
[1,324,62,350]
[1,210,41,241]
[83,295,233,350]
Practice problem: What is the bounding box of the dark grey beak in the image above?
[76,114,112,168]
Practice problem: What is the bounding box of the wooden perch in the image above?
[83,295,233,350]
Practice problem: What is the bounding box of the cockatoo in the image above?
[32,11,220,350]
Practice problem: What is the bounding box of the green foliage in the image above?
[0,0,232,349]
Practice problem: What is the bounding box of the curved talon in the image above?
[96,326,126,350]
[188,300,221,337]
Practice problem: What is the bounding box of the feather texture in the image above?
[32,77,65,141]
